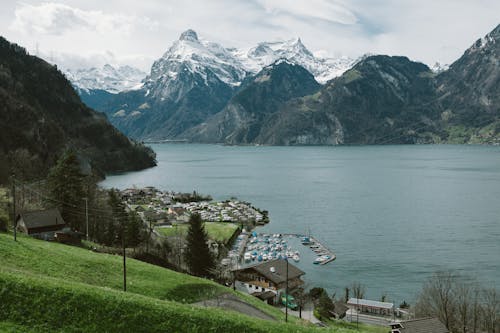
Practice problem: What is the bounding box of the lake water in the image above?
[101,144,500,304]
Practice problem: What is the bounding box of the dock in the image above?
[236,232,336,266]
[302,235,336,265]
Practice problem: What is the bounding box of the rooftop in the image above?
[234,259,305,285]
[390,317,449,333]
[348,298,394,309]
[17,208,65,229]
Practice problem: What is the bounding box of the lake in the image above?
[101,144,500,304]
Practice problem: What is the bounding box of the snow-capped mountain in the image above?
[143,29,355,96]
[231,38,356,83]
[64,64,146,94]
[143,29,247,101]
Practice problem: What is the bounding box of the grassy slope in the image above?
[156,222,239,243]
[0,233,383,332]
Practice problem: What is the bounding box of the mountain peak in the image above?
[179,29,199,42]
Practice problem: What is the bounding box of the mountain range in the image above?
[72,25,499,145]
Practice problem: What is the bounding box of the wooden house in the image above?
[233,259,305,304]
[16,208,66,240]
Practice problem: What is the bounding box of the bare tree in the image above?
[415,271,455,330]
[470,286,482,333]
[455,280,472,333]
[351,282,366,299]
[482,288,498,333]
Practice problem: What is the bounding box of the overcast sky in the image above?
[1,0,499,71]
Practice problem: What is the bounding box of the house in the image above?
[347,298,394,316]
[233,259,305,305]
[16,208,66,241]
[390,317,449,333]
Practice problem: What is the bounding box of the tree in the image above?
[184,213,215,277]
[292,287,309,319]
[310,287,327,302]
[483,288,498,333]
[344,287,350,303]
[415,271,456,331]
[108,189,129,246]
[351,282,366,299]
[126,212,144,248]
[46,150,85,230]
[317,292,335,320]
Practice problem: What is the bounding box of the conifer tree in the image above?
[46,150,85,230]
[184,213,214,277]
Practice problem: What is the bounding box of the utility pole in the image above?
[122,231,127,292]
[11,173,16,242]
[83,197,89,241]
[285,257,289,322]
[356,297,359,329]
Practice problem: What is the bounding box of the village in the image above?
[120,186,268,227]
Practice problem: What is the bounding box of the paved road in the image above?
[280,302,322,325]
[195,293,276,321]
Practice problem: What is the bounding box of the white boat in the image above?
[293,254,300,262]
[313,255,331,264]
[244,252,252,262]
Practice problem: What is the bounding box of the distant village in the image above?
[120,186,268,226]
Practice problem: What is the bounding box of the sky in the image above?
[1,0,499,72]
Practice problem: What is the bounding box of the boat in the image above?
[313,255,331,265]
[293,254,300,262]
[301,237,313,245]
[244,252,251,262]
[257,255,263,262]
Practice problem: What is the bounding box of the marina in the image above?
[228,232,336,268]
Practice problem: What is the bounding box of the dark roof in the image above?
[17,208,65,229]
[391,318,449,333]
[235,259,305,284]
[251,291,276,300]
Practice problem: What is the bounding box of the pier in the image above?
[306,236,336,265]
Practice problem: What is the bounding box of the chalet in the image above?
[16,208,66,241]
[233,259,305,305]
[347,298,394,316]
[390,317,449,333]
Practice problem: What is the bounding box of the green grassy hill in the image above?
[0,233,384,332]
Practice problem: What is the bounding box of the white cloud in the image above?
[1,0,499,73]
[10,2,158,36]
[255,0,357,25]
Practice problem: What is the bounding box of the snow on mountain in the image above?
[231,37,356,83]
[430,62,450,73]
[67,29,356,97]
[64,64,146,94]
[145,29,247,89]
[144,29,355,94]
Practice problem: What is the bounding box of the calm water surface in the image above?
[102,144,500,304]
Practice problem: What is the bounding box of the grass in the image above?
[156,222,239,243]
[0,233,382,332]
